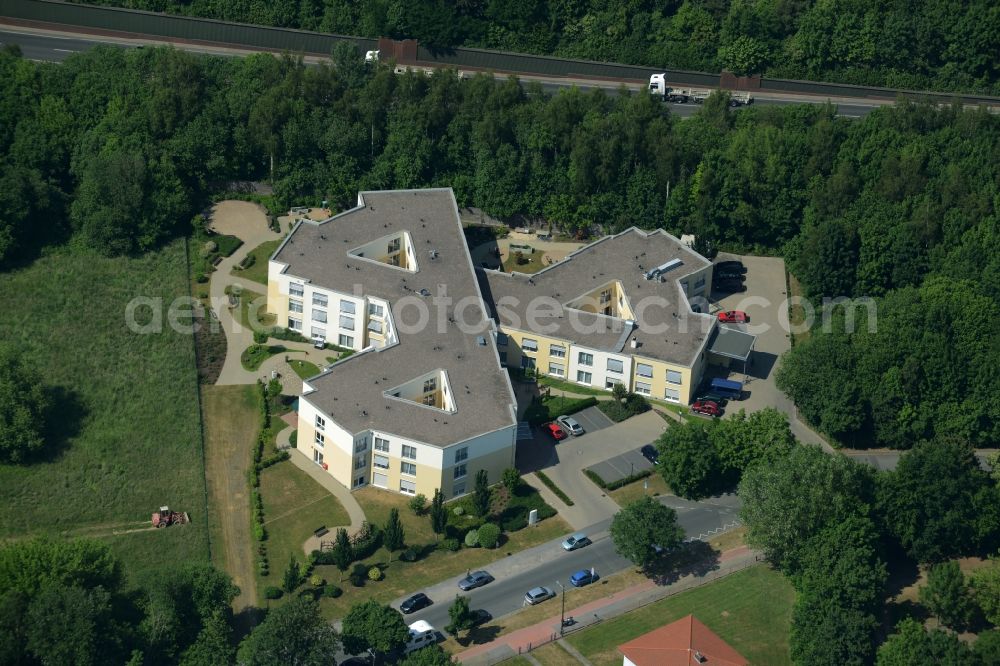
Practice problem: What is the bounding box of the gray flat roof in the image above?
[708,326,756,361]
[482,228,716,367]
[271,189,516,447]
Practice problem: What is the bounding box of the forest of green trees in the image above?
[2,43,997,448]
[77,0,1000,94]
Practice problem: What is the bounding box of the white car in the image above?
[556,415,584,436]
[561,532,592,551]
[524,586,555,605]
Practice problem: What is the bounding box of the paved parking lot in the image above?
[586,446,654,485]
[562,405,614,434]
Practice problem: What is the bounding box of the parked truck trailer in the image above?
[648,74,753,106]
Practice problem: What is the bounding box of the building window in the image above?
[635,381,652,395]
[636,363,653,378]
[423,378,436,393]
[499,351,507,363]
[339,315,355,329]
[288,299,303,314]
[550,345,566,358]
[314,431,324,447]
[576,370,592,384]
[455,447,468,463]
[402,445,416,460]
[354,457,366,470]
[312,310,327,323]
[374,437,389,452]
[353,476,365,488]
[289,283,304,297]
[453,483,465,497]
[313,293,328,307]
[387,237,401,253]
[607,358,624,373]
[367,320,383,334]
[664,388,680,402]
[401,462,416,476]
[288,317,302,331]
[311,326,325,340]
[315,415,325,431]
[368,302,384,317]
[694,275,706,289]
[666,370,683,385]
[338,334,353,347]
[521,338,538,352]
[548,362,564,377]
[374,455,390,469]
[606,379,621,390]
[454,464,467,479]
[578,352,593,366]
[422,395,436,406]
[520,356,535,370]
[340,301,356,314]
[354,439,367,453]
[399,480,416,495]
[496,332,508,347]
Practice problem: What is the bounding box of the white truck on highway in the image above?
[648,74,753,106]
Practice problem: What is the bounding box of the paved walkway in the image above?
[456,545,761,664]
[287,446,366,554]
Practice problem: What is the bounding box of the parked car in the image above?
[524,586,556,605]
[714,271,746,282]
[404,620,437,654]
[556,415,584,436]
[714,280,747,293]
[400,593,432,614]
[458,571,494,591]
[470,609,493,627]
[545,423,567,441]
[570,569,598,587]
[714,260,746,273]
[640,444,659,463]
[695,392,728,407]
[691,400,721,417]
[718,310,749,324]
[561,532,592,551]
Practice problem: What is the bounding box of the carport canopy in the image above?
[708,326,756,362]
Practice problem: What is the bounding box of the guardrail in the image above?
[2,0,999,107]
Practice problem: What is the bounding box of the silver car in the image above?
[561,532,592,551]
[556,415,584,436]
[524,586,555,605]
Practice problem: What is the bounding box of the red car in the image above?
[718,310,749,324]
[691,400,721,417]
[545,423,567,440]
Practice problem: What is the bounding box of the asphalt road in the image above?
[0,27,883,118]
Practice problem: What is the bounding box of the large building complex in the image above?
[268,188,750,498]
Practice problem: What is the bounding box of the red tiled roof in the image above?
[618,615,748,666]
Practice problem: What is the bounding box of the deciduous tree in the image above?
[340,599,409,662]
[609,497,684,569]
[236,597,339,666]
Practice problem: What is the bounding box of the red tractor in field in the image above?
[152,506,190,528]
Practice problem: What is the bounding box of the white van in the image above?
[404,620,437,654]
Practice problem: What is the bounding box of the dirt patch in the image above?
[202,384,260,610]
[193,312,227,385]
[208,200,270,238]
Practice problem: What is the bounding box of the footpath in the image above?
[456,545,761,665]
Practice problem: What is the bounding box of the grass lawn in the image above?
[537,376,610,398]
[523,395,597,425]
[241,343,291,371]
[311,487,570,619]
[232,239,281,285]
[288,359,321,380]
[566,565,795,666]
[786,271,811,346]
[259,460,350,595]
[499,659,534,666]
[231,286,276,331]
[0,240,209,583]
[608,474,671,507]
[503,247,548,273]
[529,642,584,666]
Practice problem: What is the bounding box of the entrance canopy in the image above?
[708,326,756,362]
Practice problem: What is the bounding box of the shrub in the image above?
[409,493,428,515]
[464,529,480,548]
[400,548,417,562]
[311,549,335,565]
[368,566,382,581]
[323,584,342,598]
[440,538,461,552]
[351,521,382,561]
[253,330,268,344]
[195,273,208,283]
[263,586,283,600]
[605,469,652,491]
[502,468,521,493]
[200,240,218,257]
[239,253,256,269]
[501,514,528,532]
[478,523,501,549]
[309,574,324,587]
[583,469,607,490]
[453,506,465,517]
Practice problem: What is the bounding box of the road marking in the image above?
[53,48,76,53]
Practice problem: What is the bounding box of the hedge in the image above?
[535,471,575,506]
[584,467,653,491]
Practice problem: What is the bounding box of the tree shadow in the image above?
[232,605,265,643]
[645,540,722,586]
[31,385,87,463]
[458,624,502,646]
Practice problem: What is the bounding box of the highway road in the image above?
[0,26,884,118]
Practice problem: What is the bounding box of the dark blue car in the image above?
[570,569,598,587]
